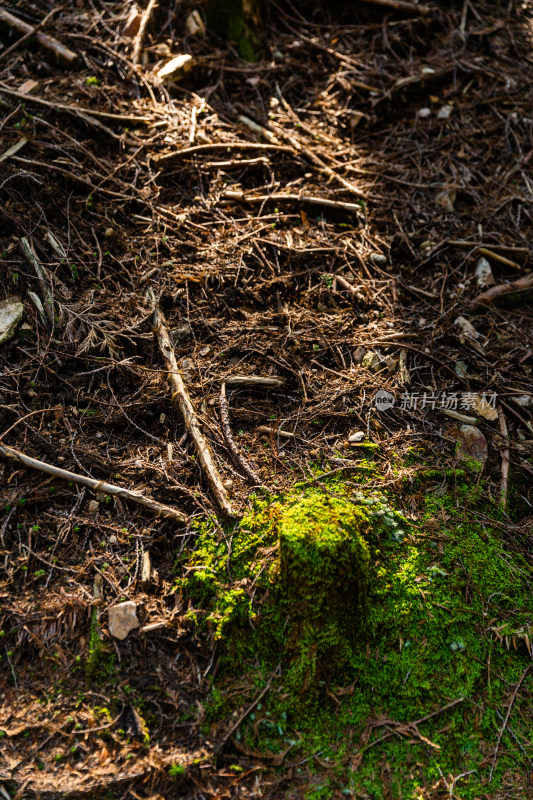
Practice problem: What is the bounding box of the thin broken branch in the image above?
[219,190,363,214]
[0,82,150,124]
[0,8,78,65]
[151,298,235,518]
[470,272,533,309]
[132,0,158,66]
[0,443,188,524]
[220,383,264,487]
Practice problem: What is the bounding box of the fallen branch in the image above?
[19,236,54,326]
[0,82,150,124]
[470,272,533,309]
[132,0,158,66]
[220,383,264,487]
[0,443,188,524]
[151,298,235,518]
[155,142,293,164]
[0,8,78,65]
[225,375,286,389]
[0,136,27,164]
[219,190,362,214]
[497,406,510,511]
[358,0,432,12]
[477,247,521,271]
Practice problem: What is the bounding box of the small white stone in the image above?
[437,104,453,120]
[88,500,99,514]
[475,257,495,288]
[109,535,118,545]
[418,107,431,119]
[108,601,139,641]
[349,431,365,443]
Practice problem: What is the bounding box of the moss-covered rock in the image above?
[279,495,370,695]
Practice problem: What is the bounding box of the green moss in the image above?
[279,495,370,698]
[85,609,115,681]
[180,473,533,797]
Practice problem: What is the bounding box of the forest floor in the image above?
[1,0,533,798]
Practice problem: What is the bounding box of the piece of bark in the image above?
[0,8,78,65]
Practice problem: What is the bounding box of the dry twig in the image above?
[220,383,264,487]
[131,0,158,66]
[151,296,235,518]
[0,443,188,523]
[0,8,78,65]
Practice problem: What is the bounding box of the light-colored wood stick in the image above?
[219,190,363,214]
[225,375,286,389]
[152,302,235,518]
[132,0,158,66]
[156,142,293,164]
[0,8,78,65]
[0,7,58,64]
[0,443,188,523]
[477,247,521,271]
[0,82,150,124]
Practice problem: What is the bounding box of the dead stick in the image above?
[497,406,510,511]
[358,0,432,12]
[132,0,158,66]
[152,302,235,518]
[0,82,150,124]
[0,7,58,64]
[470,272,533,310]
[477,247,522,271]
[225,375,286,389]
[219,190,363,214]
[156,142,292,163]
[0,8,78,65]
[489,666,530,781]
[220,383,264,487]
[0,443,188,523]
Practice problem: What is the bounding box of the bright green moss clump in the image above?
[279,496,370,694]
